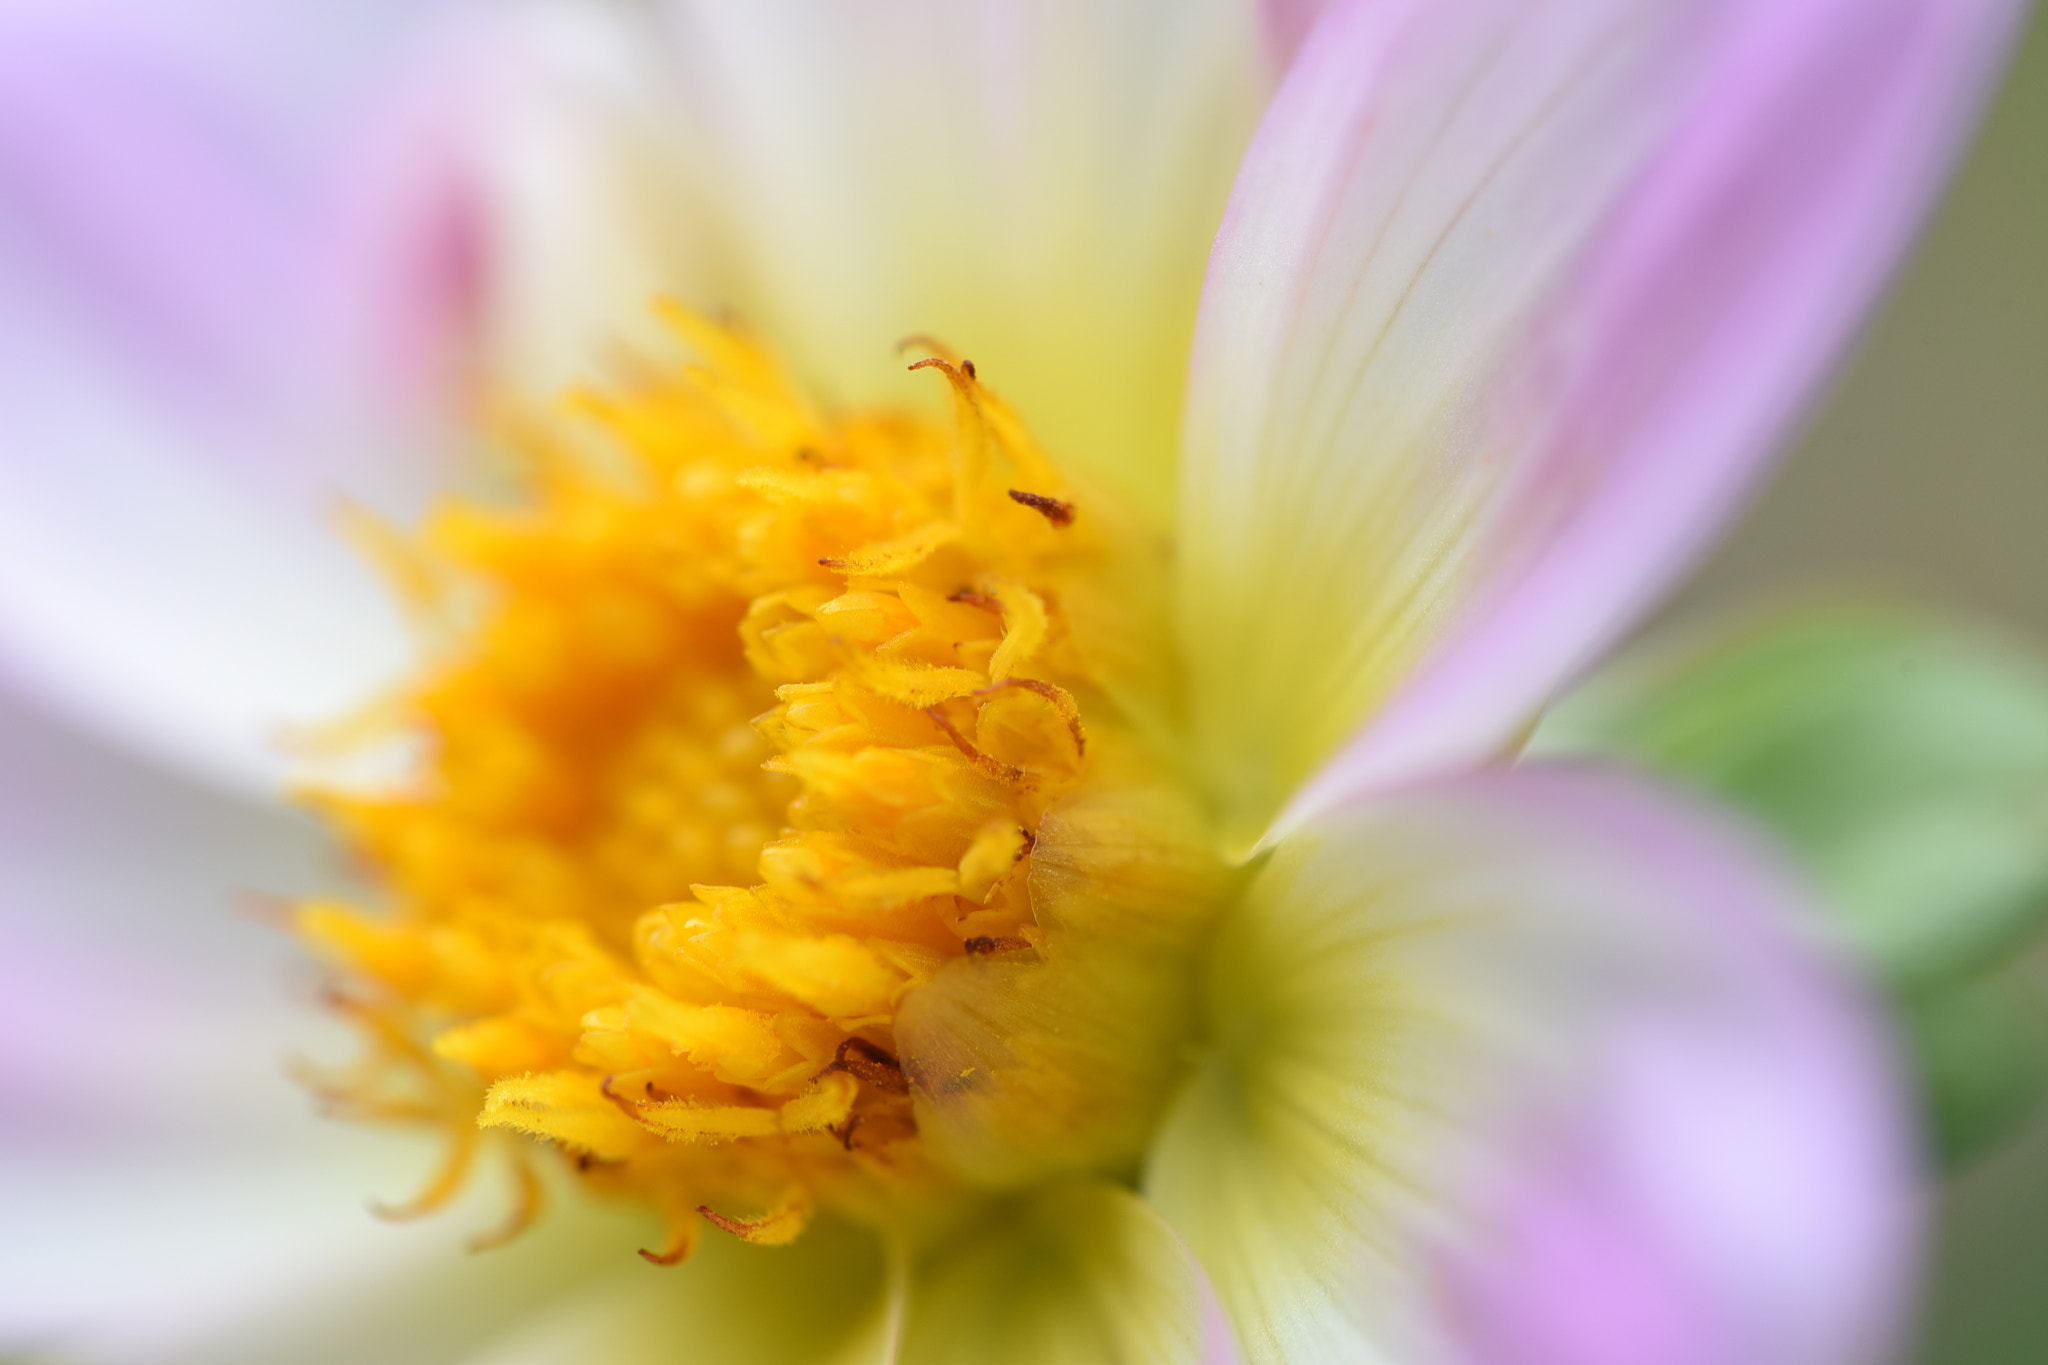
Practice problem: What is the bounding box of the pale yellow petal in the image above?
[900,1182,1230,1365]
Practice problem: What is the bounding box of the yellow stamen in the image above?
[295,310,1172,1248]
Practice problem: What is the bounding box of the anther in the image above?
[947,588,1001,612]
[817,1037,910,1096]
[1007,489,1075,526]
[964,935,1032,956]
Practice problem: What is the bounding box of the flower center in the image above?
[295,309,1214,1263]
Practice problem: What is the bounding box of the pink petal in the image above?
[0,2,474,791]
[1144,767,1918,1365]
[1175,0,2025,850]
[1258,0,1333,71]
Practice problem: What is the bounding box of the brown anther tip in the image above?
[1007,489,1075,526]
[960,359,977,380]
[638,1244,689,1267]
[836,1037,898,1066]
[817,1037,911,1096]
[964,935,1032,956]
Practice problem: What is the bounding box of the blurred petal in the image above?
[0,323,413,793]
[1145,768,1915,1365]
[901,1182,1235,1365]
[1535,599,2048,1169]
[1534,600,2048,990]
[351,0,718,404]
[0,681,892,1362]
[0,1,469,792]
[0,0,465,488]
[640,0,1267,524]
[1177,0,2024,850]
[0,681,417,1351]
[448,1218,896,1365]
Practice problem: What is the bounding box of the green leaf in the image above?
[1903,967,2048,1170]
[1535,602,2048,992]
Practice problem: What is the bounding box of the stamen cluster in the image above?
[298,312,1099,1260]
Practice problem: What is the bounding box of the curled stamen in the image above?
[973,678,1087,758]
[924,704,1027,784]
[908,356,993,526]
[638,1211,701,1267]
[599,1073,648,1121]
[370,1128,479,1224]
[466,1156,543,1254]
[698,1190,813,1246]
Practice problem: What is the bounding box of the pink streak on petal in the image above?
[1277,0,2026,837]
[1175,1216,1249,1365]
[1259,0,1333,71]
[327,36,501,423]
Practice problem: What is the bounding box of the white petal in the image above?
[0,317,413,794]
[642,0,1268,524]
[0,682,418,1350]
[1145,768,1917,1365]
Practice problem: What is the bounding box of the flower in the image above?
[0,1,2025,1362]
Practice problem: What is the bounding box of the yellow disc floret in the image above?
[295,309,1179,1261]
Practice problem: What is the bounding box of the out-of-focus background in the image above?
[1664,10,2047,1362]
